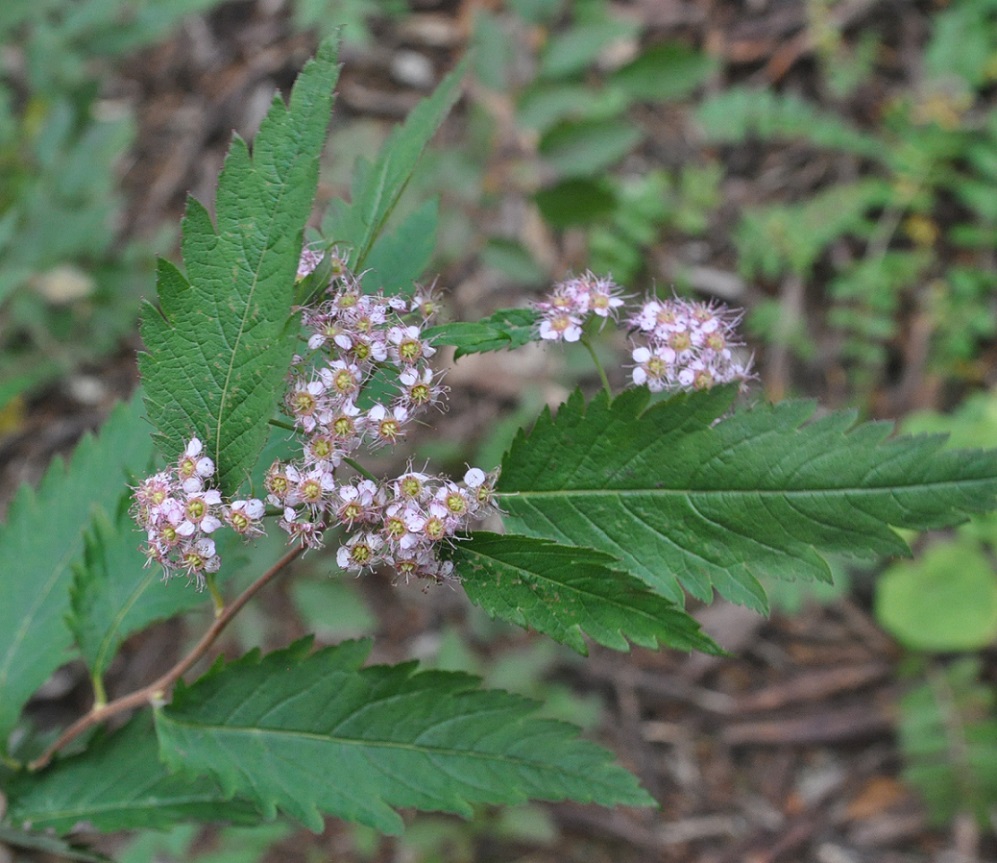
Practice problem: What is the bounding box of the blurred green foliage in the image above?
[7,0,997,852]
[878,391,997,654]
[696,0,997,394]
[292,0,404,47]
[898,658,997,829]
[874,390,997,823]
[0,0,229,410]
[463,0,722,287]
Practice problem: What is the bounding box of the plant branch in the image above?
[27,544,305,772]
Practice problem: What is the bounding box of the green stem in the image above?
[92,674,107,710]
[343,456,378,483]
[268,417,296,432]
[205,572,225,617]
[581,335,612,396]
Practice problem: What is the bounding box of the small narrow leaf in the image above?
[0,395,153,750]
[499,387,997,610]
[323,59,467,269]
[424,307,538,358]
[5,715,260,833]
[139,41,340,494]
[155,639,652,834]
[609,42,718,102]
[454,533,722,655]
[68,507,205,683]
[0,826,111,863]
[539,20,639,79]
[539,118,643,177]
[534,177,617,227]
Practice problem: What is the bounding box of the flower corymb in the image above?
[533,272,752,393]
[132,437,264,587]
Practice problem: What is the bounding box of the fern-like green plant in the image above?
[899,659,997,827]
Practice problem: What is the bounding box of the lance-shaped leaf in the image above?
[5,715,260,833]
[139,41,339,494]
[67,507,205,688]
[0,826,111,863]
[498,387,997,611]
[322,59,467,270]
[454,533,722,655]
[424,308,539,358]
[0,395,153,750]
[154,639,652,834]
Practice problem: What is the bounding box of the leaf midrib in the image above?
[12,791,248,823]
[161,714,591,773]
[503,476,995,498]
[0,532,76,697]
[212,158,298,467]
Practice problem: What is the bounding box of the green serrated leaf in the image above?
[5,715,260,833]
[0,394,153,751]
[498,387,997,610]
[139,41,340,494]
[424,307,539,359]
[328,59,467,270]
[68,507,205,686]
[154,638,652,834]
[454,533,722,655]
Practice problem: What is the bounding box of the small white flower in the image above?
[539,312,583,343]
[336,532,384,573]
[463,467,486,488]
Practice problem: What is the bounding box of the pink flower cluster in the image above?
[532,271,626,342]
[270,253,497,584]
[132,438,265,586]
[134,249,499,589]
[533,273,752,392]
[266,463,498,584]
[628,296,752,392]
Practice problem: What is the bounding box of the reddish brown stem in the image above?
[28,544,305,772]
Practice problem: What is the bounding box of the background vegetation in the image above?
[1,0,996,860]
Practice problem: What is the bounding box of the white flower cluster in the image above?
[132,438,264,586]
[266,463,498,583]
[269,252,497,584]
[533,273,752,392]
[628,296,752,391]
[134,250,497,589]
[532,271,627,342]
